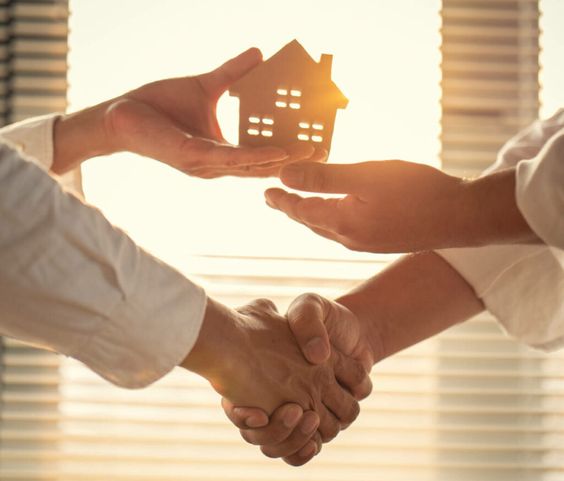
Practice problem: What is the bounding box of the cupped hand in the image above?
[265,160,465,252]
[103,48,324,177]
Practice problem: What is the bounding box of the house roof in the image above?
[229,39,348,109]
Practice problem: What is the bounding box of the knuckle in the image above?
[293,292,322,311]
[252,298,278,313]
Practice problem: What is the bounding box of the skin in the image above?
[182,298,368,445]
[44,47,367,463]
[264,160,540,253]
[224,251,485,465]
[51,47,322,178]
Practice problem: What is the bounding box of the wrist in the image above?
[180,297,248,392]
[459,168,540,246]
[52,101,116,174]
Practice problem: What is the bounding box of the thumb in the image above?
[279,161,371,194]
[287,293,332,364]
[200,47,263,97]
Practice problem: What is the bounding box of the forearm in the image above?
[336,251,484,362]
[461,168,540,246]
[0,145,206,388]
[52,101,115,175]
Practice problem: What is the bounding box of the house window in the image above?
[297,120,324,142]
[276,87,301,109]
[247,116,274,136]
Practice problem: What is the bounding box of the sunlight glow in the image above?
[69,0,441,268]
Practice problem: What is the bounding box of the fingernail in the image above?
[300,416,319,435]
[245,415,266,428]
[305,337,330,363]
[281,164,304,186]
[283,405,303,429]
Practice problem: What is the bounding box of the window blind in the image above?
[2,1,563,481]
[440,0,540,177]
[0,1,69,479]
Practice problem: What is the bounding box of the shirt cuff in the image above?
[437,246,564,351]
[0,113,61,171]
[516,127,564,250]
[75,261,208,389]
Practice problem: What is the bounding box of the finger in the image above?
[190,146,328,179]
[322,376,360,429]
[199,47,263,97]
[280,161,373,194]
[332,350,373,401]
[109,99,289,171]
[282,431,322,466]
[317,405,341,443]
[190,157,304,179]
[283,143,316,163]
[182,138,290,171]
[221,398,269,429]
[237,298,279,319]
[265,188,342,232]
[285,293,331,365]
[237,403,305,446]
[260,410,320,458]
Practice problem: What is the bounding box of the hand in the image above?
[181,298,363,460]
[266,160,538,252]
[53,48,326,176]
[265,160,465,253]
[222,293,376,465]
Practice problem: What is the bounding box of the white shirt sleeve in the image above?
[0,113,60,171]
[437,108,564,352]
[0,141,207,388]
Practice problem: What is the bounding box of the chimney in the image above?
[319,54,333,77]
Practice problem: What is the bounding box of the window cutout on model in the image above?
[261,130,273,137]
[311,135,323,143]
[276,88,288,95]
[290,89,301,97]
[289,102,300,109]
[262,117,274,125]
[299,122,310,129]
[297,133,309,141]
[275,100,287,108]
[247,128,260,136]
[249,116,260,124]
[312,123,324,130]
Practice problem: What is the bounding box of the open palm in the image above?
[103,48,315,178]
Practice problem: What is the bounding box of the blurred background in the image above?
[0,1,563,480]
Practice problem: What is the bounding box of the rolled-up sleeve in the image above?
[516,127,564,250]
[0,113,60,171]
[0,143,207,388]
[437,109,564,351]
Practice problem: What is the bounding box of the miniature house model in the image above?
[229,40,348,152]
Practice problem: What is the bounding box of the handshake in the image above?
[181,293,378,466]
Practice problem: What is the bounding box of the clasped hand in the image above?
[182,295,376,466]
